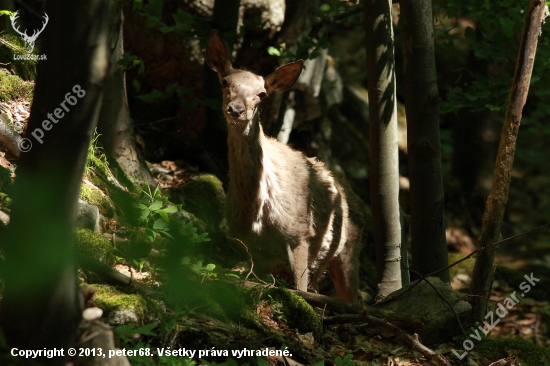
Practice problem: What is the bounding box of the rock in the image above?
[168,174,225,233]
[76,228,113,264]
[91,284,157,326]
[77,199,101,233]
[377,277,471,344]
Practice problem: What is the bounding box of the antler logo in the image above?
[10,11,49,53]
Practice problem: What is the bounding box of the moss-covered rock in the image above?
[0,34,36,81]
[0,166,11,193]
[169,174,225,232]
[79,181,115,217]
[114,227,153,259]
[476,338,550,365]
[262,288,322,341]
[76,228,112,264]
[0,68,34,102]
[91,284,157,326]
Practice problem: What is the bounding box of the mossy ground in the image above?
[75,228,113,264]
[0,34,36,81]
[262,288,322,341]
[0,68,33,102]
[476,338,550,365]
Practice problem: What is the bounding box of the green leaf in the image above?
[153,218,168,230]
[205,263,216,271]
[148,200,163,211]
[146,228,157,242]
[157,211,169,222]
[225,273,240,279]
[140,209,151,221]
[267,46,281,56]
[159,205,178,213]
[133,79,141,91]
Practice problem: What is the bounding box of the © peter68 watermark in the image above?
[452,272,540,360]
[18,84,86,152]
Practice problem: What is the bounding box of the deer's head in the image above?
[11,11,49,53]
[205,30,303,126]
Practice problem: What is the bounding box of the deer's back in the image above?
[227,136,361,274]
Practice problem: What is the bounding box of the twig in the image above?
[429,222,550,279]
[359,314,451,366]
[233,237,269,286]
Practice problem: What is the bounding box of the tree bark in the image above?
[469,0,549,324]
[0,0,110,362]
[364,0,402,299]
[97,0,155,187]
[200,0,241,187]
[400,0,449,282]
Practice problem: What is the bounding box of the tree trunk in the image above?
[364,0,402,299]
[97,0,155,187]
[0,0,110,362]
[469,0,549,324]
[400,0,449,282]
[200,0,241,187]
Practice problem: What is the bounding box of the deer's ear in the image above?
[206,30,232,78]
[264,60,303,94]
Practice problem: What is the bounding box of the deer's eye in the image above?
[258,92,267,100]
[222,79,229,88]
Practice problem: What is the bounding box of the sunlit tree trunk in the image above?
[364,0,403,299]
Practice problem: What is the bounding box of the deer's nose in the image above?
[227,104,245,119]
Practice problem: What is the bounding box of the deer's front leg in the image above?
[287,241,309,292]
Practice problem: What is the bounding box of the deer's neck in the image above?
[227,112,273,234]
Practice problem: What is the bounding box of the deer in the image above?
[205,30,364,302]
[11,11,49,53]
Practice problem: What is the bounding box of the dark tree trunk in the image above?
[364,0,403,299]
[469,0,548,324]
[400,0,449,282]
[452,27,500,227]
[200,0,241,187]
[97,0,155,187]
[0,0,110,363]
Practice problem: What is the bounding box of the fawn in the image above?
[206,30,364,301]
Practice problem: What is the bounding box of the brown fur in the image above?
[206,30,364,301]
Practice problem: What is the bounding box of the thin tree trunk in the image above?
[469,0,549,324]
[364,0,402,299]
[200,0,241,187]
[97,0,155,187]
[400,0,449,282]
[0,0,110,362]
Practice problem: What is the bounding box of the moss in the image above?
[75,228,113,264]
[106,155,140,194]
[262,288,322,341]
[0,34,36,81]
[476,338,550,365]
[79,182,115,217]
[448,252,475,279]
[171,174,225,231]
[0,68,34,102]
[0,166,11,193]
[91,284,154,326]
